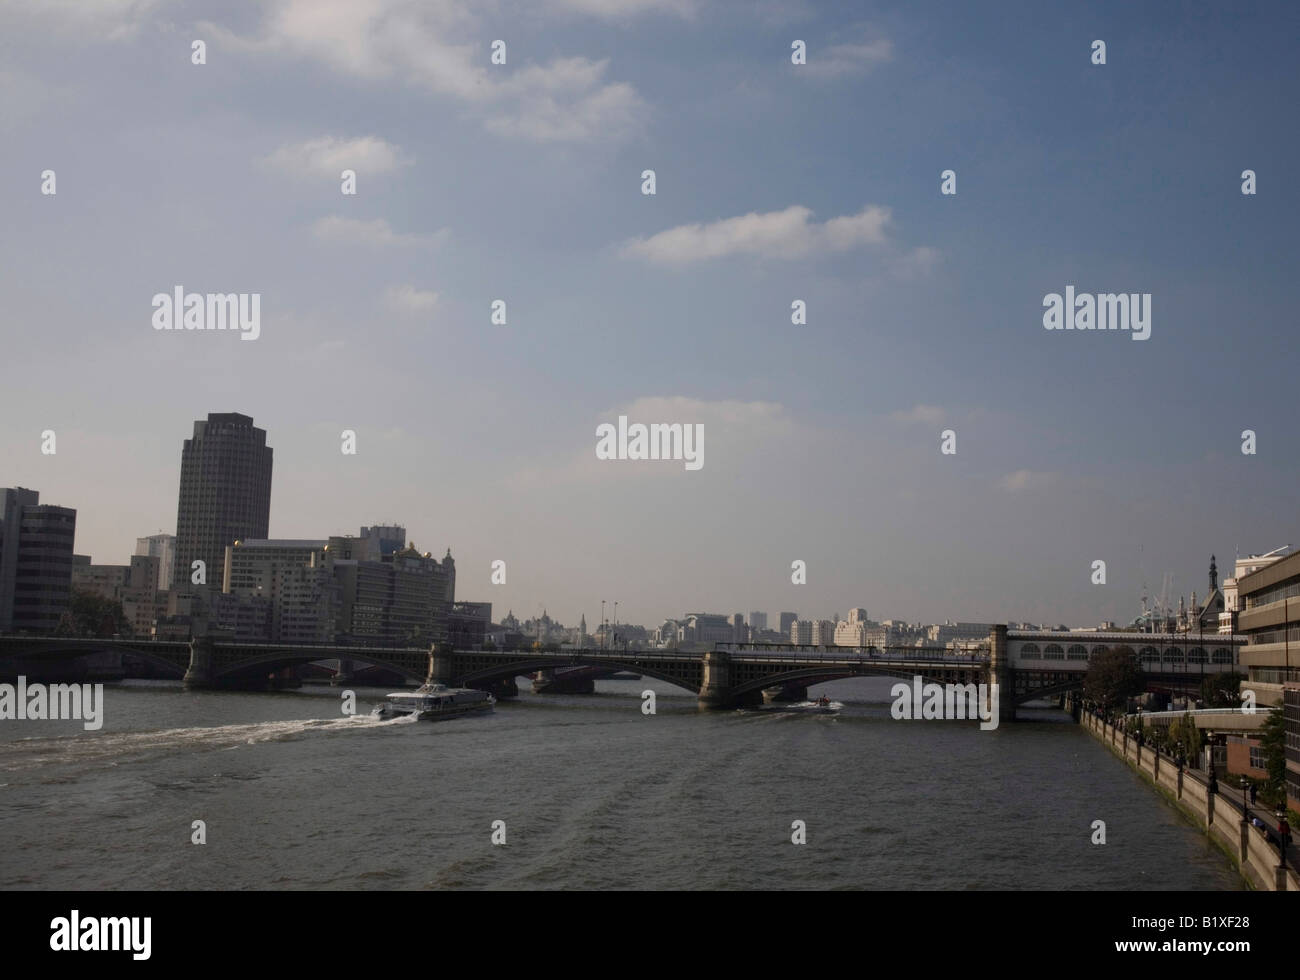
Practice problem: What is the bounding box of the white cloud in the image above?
[384,284,439,313]
[551,0,695,18]
[621,205,891,265]
[801,38,893,77]
[310,215,445,247]
[999,470,1058,493]
[210,0,647,143]
[890,404,945,426]
[889,245,940,279]
[265,135,411,177]
[5,0,174,41]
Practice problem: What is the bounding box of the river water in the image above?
[0,675,1239,890]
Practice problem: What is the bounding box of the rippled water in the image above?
[0,676,1240,889]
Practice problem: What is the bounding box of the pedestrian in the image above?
[1249,784,1257,805]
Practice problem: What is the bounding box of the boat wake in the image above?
[0,710,418,773]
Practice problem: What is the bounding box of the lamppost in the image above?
[1277,806,1291,870]
[1241,776,1250,824]
[600,600,606,650]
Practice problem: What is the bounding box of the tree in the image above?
[1083,645,1144,711]
[63,587,129,637]
[1260,706,1286,797]
[1167,713,1202,764]
[1201,671,1246,709]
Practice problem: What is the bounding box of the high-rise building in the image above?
[779,612,798,636]
[0,488,77,633]
[812,619,836,646]
[791,620,813,645]
[135,533,176,591]
[748,611,767,632]
[173,413,272,590]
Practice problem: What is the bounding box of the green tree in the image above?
[1259,706,1286,795]
[1083,645,1144,711]
[63,588,129,637]
[1201,671,1246,708]
[1167,713,1203,763]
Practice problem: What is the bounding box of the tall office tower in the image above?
[779,612,797,636]
[748,611,767,632]
[136,533,176,591]
[172,413,273,590]
[0,487,77,633]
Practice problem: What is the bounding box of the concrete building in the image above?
[1235,549,1300,708]
[135,534,176,591]
[834,607,871,647]
[1285,685,1299,815]
[748,611,767,632]
[812,619,837,646]
[790,619,813,645]
[779,612,798,636]
[173,413,273,590]
[0,488,77,633]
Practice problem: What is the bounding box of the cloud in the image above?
[801,38,893,77]
[310,215,445,247]
[890,404,945,426]
[551,0,695,17]
[383,284,439,313]
[6,0,174,41]
[265,135,411,177]
[999,470,1058,493]
[621,205,892,265]
[207,0,647,143]
[889,245,941,279]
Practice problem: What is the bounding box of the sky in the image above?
[2,0,1298,631]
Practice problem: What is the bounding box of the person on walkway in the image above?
[1249,784,1257,805]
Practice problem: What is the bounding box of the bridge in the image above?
[0,626,1247,720]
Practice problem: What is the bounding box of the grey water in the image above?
[0,676,1239,890]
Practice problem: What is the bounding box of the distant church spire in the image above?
[1209,555,1218,592]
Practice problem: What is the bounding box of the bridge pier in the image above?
[182,635,214,689]
[699,651,733,709]
[426,645,456,686]
[989,625,1016,724]
[332,658,354,685]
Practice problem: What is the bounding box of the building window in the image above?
[1043,644,1065,660]
[1021,643,1040,660]
[1139,647,1159,664]
[1067,644,1089,660]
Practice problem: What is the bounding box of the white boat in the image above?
[374,682,496,721]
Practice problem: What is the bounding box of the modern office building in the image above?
[0,487,77,633]
[790,619,813,645]
[135,533,176,591]
[779,612,798,636]
[448,601,493,649]
[1284,685,1299,815]
[1235,549,1300,707]
[173,413,273,590]
[748,611,767,632]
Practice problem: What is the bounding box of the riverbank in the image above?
[1078,707,1297,891]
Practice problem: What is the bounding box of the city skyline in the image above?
[4,1,1298,630]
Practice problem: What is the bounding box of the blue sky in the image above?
[2,0,1297,629]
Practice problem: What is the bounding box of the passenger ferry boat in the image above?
[374,682,496,721]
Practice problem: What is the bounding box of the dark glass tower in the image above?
[172,413,272,590]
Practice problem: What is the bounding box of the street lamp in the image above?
[1278,806,1291,868]
[1241,776,1250,823]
